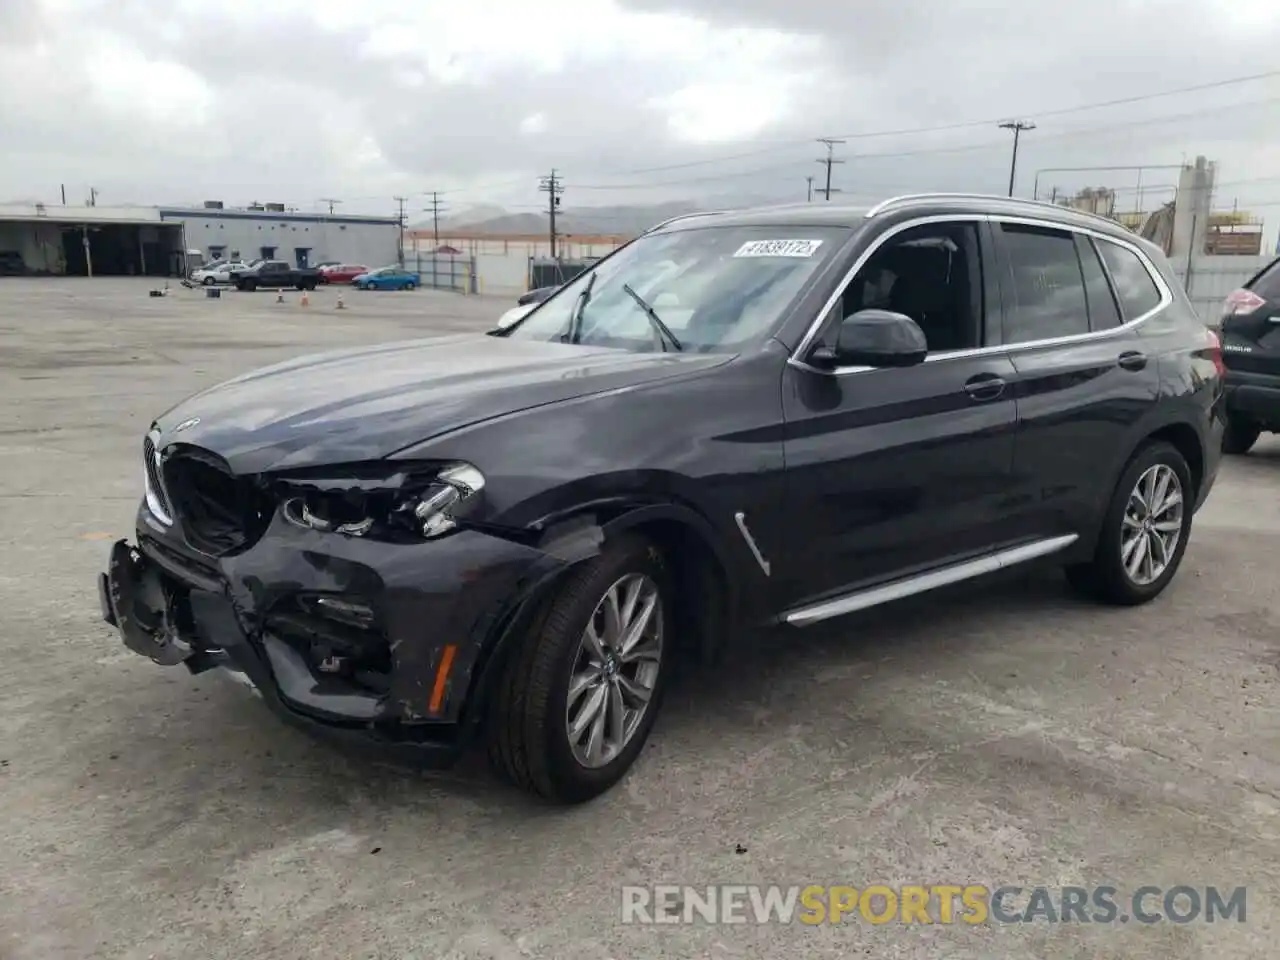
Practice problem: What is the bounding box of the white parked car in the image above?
[191,260,250,285]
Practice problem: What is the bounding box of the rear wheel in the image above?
[1065,441,1193,606]
[1222,415,1260,455]
[487,535,671,803]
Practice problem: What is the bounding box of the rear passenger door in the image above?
[994,219,1165,542]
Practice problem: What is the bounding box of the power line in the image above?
[598,68,1280,177]
[538,170,564,258]
[816,138,845,201]
[566,95,1280,194]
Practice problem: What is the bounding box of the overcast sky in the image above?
[3,0,1280,229]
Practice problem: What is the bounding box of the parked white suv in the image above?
[191,260,250,285]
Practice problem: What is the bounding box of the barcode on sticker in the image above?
[732,239,823,258]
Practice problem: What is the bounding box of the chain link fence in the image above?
[410,252,478,293]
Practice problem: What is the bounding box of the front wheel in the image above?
[1065,441,1193,606]
[404,280,416,291]
[241,279,257,292]
[487,535,671,803]
[1222,416,1260,455]
[201,276,214,286]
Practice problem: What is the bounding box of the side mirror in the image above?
[809,309,927,369]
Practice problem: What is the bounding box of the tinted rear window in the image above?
[1098,240,1162,320]
[1248,258,1280,301]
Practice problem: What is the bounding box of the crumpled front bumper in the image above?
[100,507,574,765]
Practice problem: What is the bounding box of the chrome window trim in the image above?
[787,212,1173,377]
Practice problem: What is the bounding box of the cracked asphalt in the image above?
[1,278,1277,959]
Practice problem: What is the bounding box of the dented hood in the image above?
[152,333,724,474]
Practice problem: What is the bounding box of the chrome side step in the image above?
[784,534,1079,627]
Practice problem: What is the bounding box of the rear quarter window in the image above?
[1097,240,1163,321]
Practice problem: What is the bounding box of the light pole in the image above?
[998,120,1035,197]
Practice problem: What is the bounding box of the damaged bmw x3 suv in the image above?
[101,194,1226,803]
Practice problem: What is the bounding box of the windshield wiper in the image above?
[563,271,597,344]
[621,283,683,352]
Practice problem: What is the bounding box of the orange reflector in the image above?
[428,645,458,715]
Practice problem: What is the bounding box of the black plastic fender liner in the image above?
[453,550,577,738]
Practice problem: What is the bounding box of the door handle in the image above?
[964,374,1006,402]
[1117,351,1148,371]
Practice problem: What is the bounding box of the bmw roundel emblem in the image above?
[172,417,201,433]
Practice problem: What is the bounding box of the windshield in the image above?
[505,225,848,353]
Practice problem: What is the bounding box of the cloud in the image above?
[2,0,1279,227]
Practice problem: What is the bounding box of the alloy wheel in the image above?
[565,573,663,769]
[1120,463,1184,586]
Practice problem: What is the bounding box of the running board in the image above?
[783,534,1079,627]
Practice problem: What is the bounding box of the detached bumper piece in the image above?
[103,540,195,667]
[99,537,467,766]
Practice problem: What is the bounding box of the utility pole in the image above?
[393,196,407,266]
[319,198,341,215]
[88,187,98,207]
[424,191,446,247]
[423,191,448,291]
[539,170,564,260]
[805,176,814,202]
[815,139,845,201]
[998,120,1036,197]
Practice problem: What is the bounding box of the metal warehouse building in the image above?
[0,201,402,278]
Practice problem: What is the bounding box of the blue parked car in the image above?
[352,266,421,290]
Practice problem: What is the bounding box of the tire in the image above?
[1065,440,1194,606]
[404,281,416,291]
[241,279,257,292]
[487,534,672,803]
[1222,416,1260,455]
[201,276,214,286]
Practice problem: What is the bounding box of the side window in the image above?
[828,221,986,353]
[1097,240,1163,321]
[998,223,1089,343]
[1076,236,1122,331]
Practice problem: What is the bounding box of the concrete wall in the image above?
[162,210,401,269]
[0,221,65,272]
[1172,253,1272,322]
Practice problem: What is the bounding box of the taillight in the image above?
[1223,288,1266,317]
[1204,327,1227,377]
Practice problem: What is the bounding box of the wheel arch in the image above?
[458,499,738,738]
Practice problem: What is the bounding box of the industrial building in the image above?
[0,201,402,278]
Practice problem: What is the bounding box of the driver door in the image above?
[777,217,1021,614]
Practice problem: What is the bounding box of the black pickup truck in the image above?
[234,260,321,291]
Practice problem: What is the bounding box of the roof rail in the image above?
[864,192,1122,226]
[644,209,732,233]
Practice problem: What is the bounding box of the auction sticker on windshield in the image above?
[733,239,824,258]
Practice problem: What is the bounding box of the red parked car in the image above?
[318,264,369,284]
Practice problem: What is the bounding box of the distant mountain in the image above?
[427,198,769,237]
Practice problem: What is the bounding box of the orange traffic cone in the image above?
[300,291,310,307]
[276,292,284,303]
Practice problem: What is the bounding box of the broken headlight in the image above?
[276,462,486,541]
